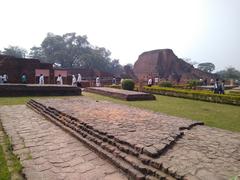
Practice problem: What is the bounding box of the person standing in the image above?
[112,76,116,85]
[39,74,44,85]
[0,75,3,84]
[77,73,82,87]
[56,74,63,85]
[2,74,8,83]
[96,76,100,87]
[219,80,225,94]
[21,74,27,84]
[72,75,77,86]
[148,78,153,87]
[214,79,219,94]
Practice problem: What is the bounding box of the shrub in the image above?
[143,86,240,106]
[122,79,135,91]
[159,81,173,87]
[187,80,201,89]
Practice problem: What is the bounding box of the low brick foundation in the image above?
[0,84,81,96]
[86,87,156,101]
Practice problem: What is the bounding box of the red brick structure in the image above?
[0,55,53,83]
[133,49,215,84]
[0,55,114,86]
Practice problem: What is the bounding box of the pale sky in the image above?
[0,0,239,71]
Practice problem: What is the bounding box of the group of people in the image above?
[71,74,82,87]
[147,77,159,87]
[0,74,8,84]
[214,79,225,94]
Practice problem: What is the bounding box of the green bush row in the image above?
[144,86,240,106]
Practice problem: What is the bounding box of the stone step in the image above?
[27,99,179,179]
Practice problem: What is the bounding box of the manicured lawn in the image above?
[84,92,240,132]
[0,94,239,132]
[0,145,10,180]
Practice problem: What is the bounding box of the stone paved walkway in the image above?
[36,96,240,179]
[0,105,127,180]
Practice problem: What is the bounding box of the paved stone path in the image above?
[36,96,240,179]
[0,105,127,180]
[37,97,203,158]
[156,126,240,180]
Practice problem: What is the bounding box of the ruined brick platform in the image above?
[86,87,155,101]
[0,105,127,180]
[0,84,81,97]
[25,97,240,179]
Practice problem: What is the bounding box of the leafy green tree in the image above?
[216,67,240,80]
[29,46,47,61]
[197,62,215,73]
[2,46,27,58]
[30,32,123,74]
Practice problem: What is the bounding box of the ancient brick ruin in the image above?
[0,55,113,85]
[133,49,215,83]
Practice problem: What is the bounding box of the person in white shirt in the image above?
[77,74,82,87]
[39,74,44,85]
[154,77,159,85]
[96,76,100,87]
[72,75,76,86]
[148,78,153,87]
[56,74,63,85]
[3,74,8,83]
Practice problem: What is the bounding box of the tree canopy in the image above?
[197,62,215,73]
[216,67,240,80]
[28,32,123,75]
[2,46,27,58]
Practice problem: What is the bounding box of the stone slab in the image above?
[86,87,155,101]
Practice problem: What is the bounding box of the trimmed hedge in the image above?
[122,79,135,91]
[144,86,240,106]
[159,81,173,87]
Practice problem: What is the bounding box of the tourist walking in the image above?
[72,75,76,86]
[39,74,44,85]
[96,76,100,87]
[56,74,63,85]
[77,74,82,87]
[2,74,8,83]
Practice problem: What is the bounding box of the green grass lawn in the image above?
[0,93,239,132]
[84,92,240,132]
[0,145,10,180]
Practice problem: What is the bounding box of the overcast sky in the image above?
[0,0,239,71]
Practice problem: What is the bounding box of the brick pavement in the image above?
[35,96,240,179]
[0,105,127,180]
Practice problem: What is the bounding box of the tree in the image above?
[197,62,215,73]
[40,32,91,67]
[30,32,123,74]
[216,67,240,80]
[183,58,198,67]
[2,46,27,58]
[29,46,47,61]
